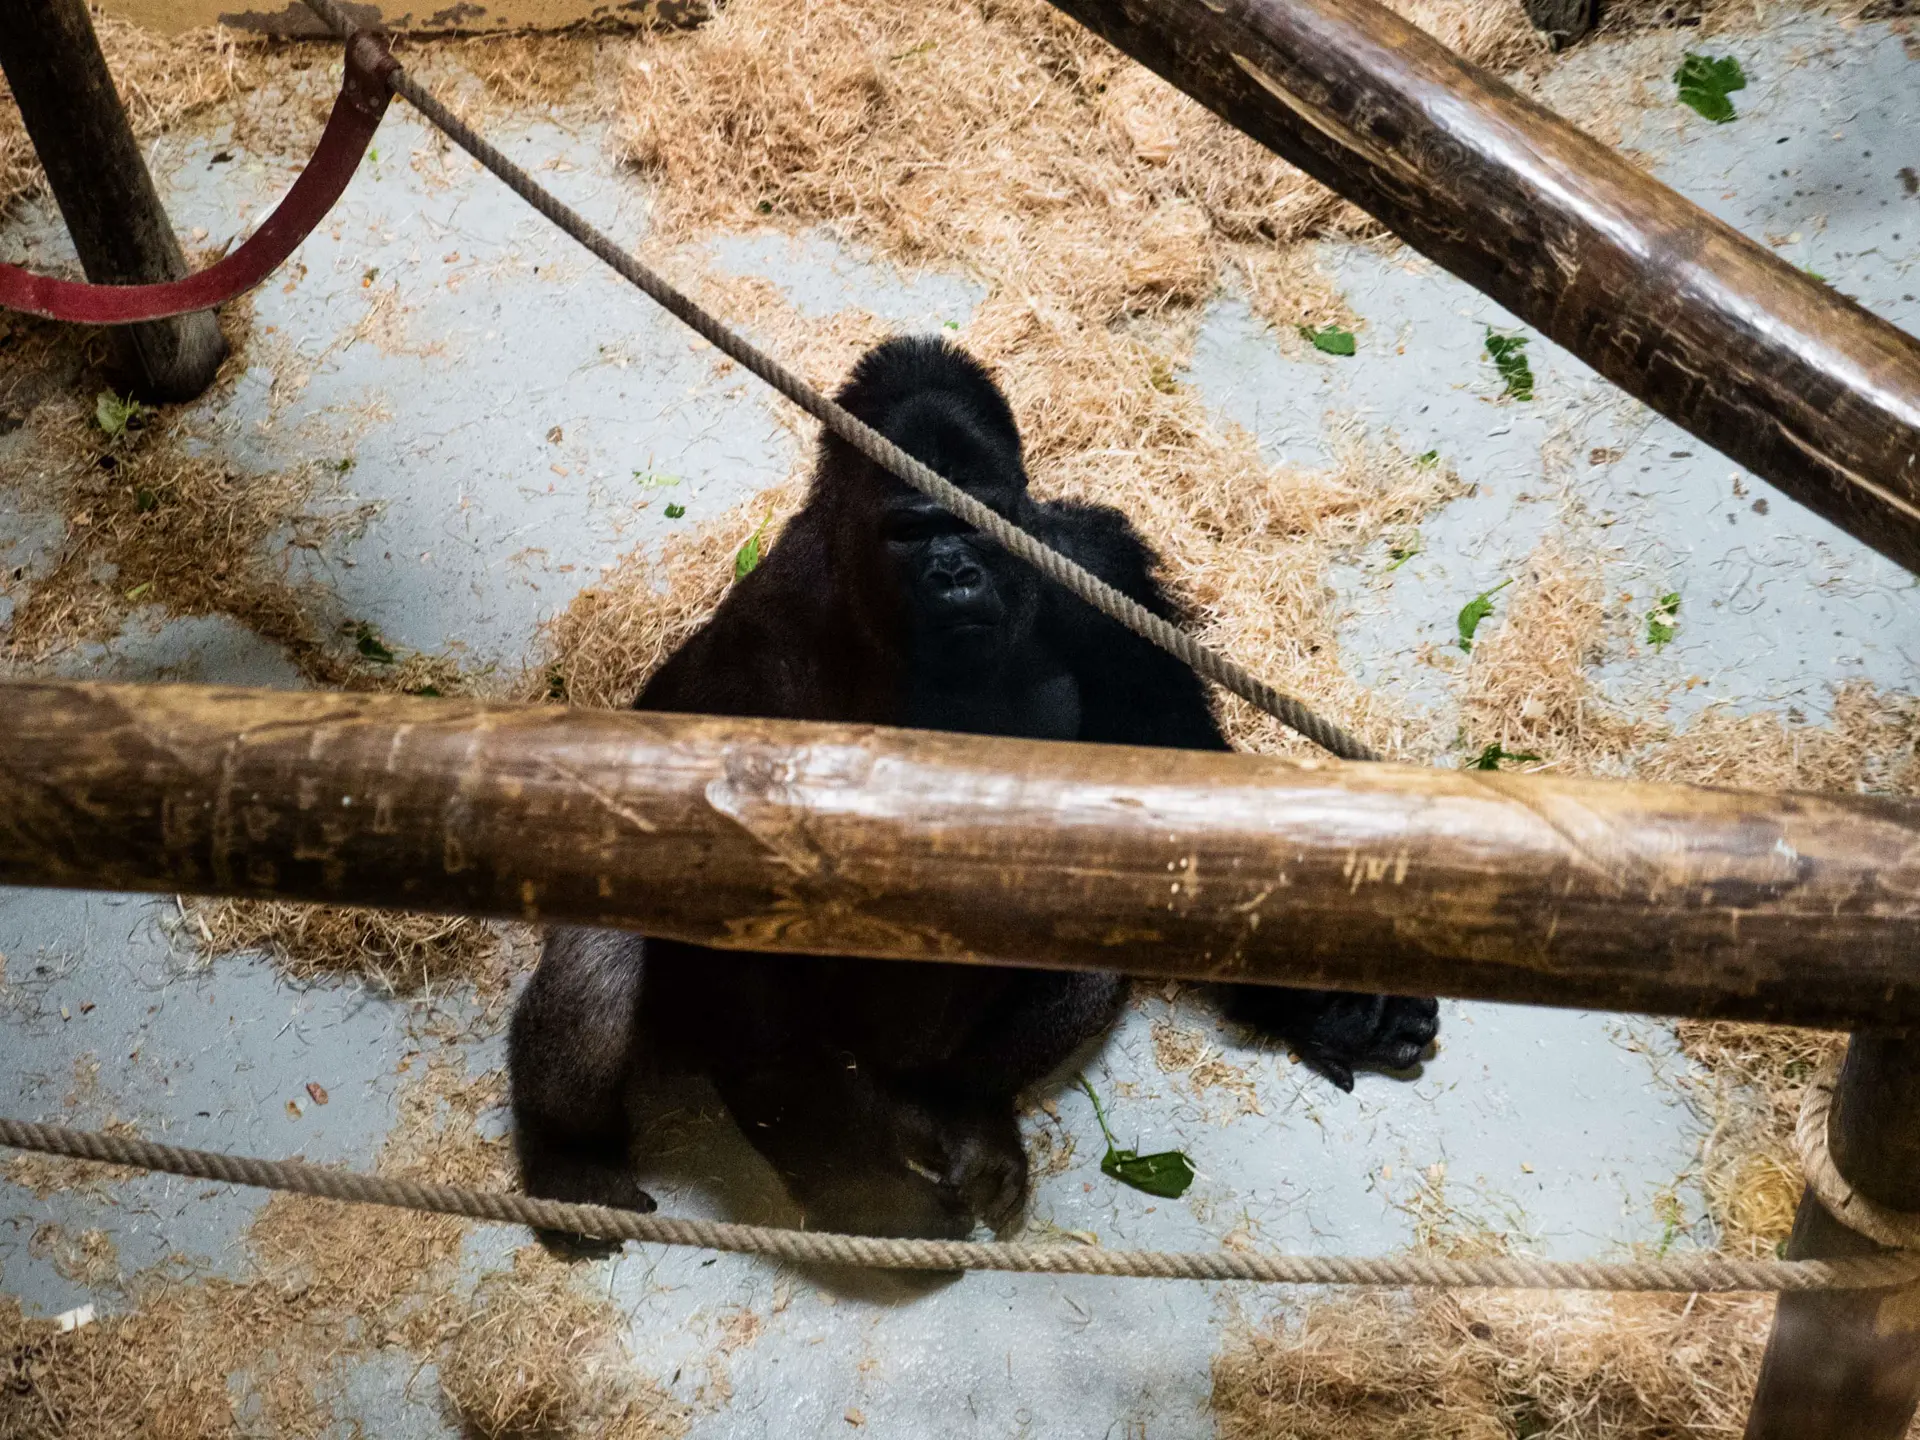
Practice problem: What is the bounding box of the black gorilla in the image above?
[510,337,1439,1243]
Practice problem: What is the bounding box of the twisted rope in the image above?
[1795,1058,1920,1250]
[296,0,1375,762]
[5,1117,1915,1291]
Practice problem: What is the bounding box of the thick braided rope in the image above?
[1795,1058,1920,1250]
[297,0,1375,762]
[6,1118,1915,1292]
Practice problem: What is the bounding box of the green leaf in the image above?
[1415,450,1440,468]
[1077,1075,1195,1200]
[733,508,773,581]
[632,469,680,489]
[354,622,395,664]
[1470,742,1542,771]
[1299,324,1357,357]
[1456,577,1513,652]
[124,581,153,602]
[1484,331,1534,401]
[1103,1147,1197,1198]
[334,456,356,474]
[1386,544,1420,571]
[134,488,158,514]
[1675,53,1746,124]
[94,390,150,439]
[942,320,961,332]
[1647,590,1681,647]
[664,502,687,519]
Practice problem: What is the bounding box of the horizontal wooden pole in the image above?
[1045,0,1920,576]
[2,681,1918,1027]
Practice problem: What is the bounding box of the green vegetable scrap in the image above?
[1647,590,1681,647]
[94,391,150,440]
[1299,324,1357,357]
[1077,1075,1195,1199]
[1484,331,1533,401]
[734,508,774,580]
[1470,742,1542,771]
[353,622,395,664]
[1675,53,1746,124]
[1456,577,1513,652]
[664,502,687,519]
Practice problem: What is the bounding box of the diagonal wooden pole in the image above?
[1042,0,1920,576]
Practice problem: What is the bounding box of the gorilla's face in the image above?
[883,490,1037,677]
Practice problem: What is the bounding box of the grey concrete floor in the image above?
[2,10,1915,1437]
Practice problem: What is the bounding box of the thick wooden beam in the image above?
[1043,0,1920,577]
[2,681,1919,1026]
[0,0,226,401]
[1745,1038,1920,1439]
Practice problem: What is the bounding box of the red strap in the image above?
[0,31,397,325]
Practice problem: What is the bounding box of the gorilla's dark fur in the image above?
[511,337,1439,1244]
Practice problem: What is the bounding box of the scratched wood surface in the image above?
[2,681,1918,1027]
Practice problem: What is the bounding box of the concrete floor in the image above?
[2,10,1916,1437]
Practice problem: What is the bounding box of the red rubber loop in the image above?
[0,31,396,325]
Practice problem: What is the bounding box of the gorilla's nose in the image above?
[928,557,985,595]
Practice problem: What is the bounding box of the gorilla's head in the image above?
[820,337,1040,679]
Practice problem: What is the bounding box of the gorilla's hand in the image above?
[1224,987,1440,1093]
[520,1149,658,1260]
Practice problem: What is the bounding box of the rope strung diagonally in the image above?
[296,0,1377,763]
[4,1117,1916,1292]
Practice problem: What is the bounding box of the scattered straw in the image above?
[1461,540,1652,771]
[0,1053,665,1440]
[440,1246,691,1440]
[26,1224,120,1289]
[0,11,260,215]
[1211,1289,1774,1439]
[185,897,506,997]
[1150,1018,1264,1116]
[3,1117,143,1198]
[615,0,1542,317]
[537,478,803,707]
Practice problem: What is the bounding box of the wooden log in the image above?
[3,680,1920,1026]
[0,0,227,401]
[1042,0,1920,577]
[1745,1038,1920,1439]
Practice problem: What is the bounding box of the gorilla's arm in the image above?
[1035,498,1441,1091]
[1032,499,1228,752]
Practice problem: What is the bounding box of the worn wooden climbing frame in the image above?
[3,680,1919,1031]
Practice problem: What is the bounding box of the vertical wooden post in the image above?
[0,0,227,402]
[1746,1036,1920,1438]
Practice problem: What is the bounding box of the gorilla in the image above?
[510,336,1439,1244]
